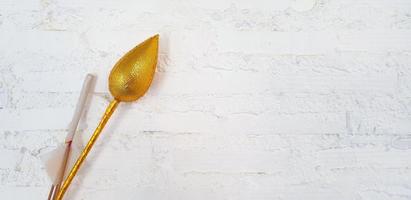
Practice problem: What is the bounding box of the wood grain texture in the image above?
[0,0,411,199]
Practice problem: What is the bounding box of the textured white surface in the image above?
[1,0,411,199]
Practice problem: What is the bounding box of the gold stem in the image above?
[55,99,120,200]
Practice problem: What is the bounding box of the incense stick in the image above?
[47,74,95,200]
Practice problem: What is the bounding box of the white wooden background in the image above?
[1,0,411,199]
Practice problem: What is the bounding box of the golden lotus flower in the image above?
[56,34,159,200]
[109,34,159,102]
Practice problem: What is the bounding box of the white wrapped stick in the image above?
[46,74,95,200]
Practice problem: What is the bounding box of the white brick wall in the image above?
[1,0,411,199]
